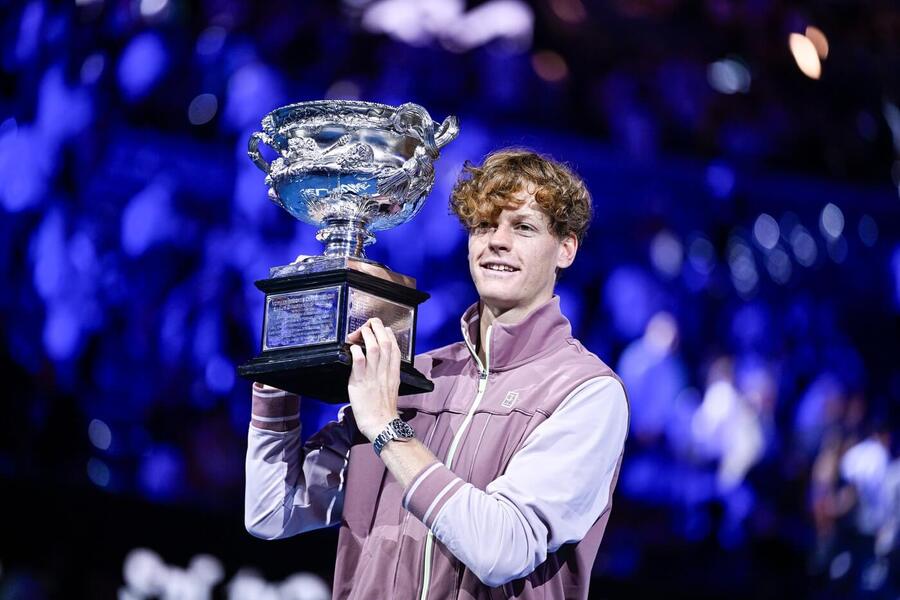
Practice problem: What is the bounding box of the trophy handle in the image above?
[434,115,459,150]
[248,131,283,174]
[392,103,443,158]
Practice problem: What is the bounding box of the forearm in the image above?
[245,383,351,538]
[400,376,629,586]
[377,437,441,489]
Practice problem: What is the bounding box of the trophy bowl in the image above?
[248,100,459,258]
[238,100,459,402]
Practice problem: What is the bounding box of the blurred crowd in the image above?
[1,0,899,597]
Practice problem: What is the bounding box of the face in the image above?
[467,187,578,322]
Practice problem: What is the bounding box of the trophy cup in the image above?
[237,100,459,403]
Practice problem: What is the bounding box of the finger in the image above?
[386,327,401,388]
[369,319,400,379]
[347,326,364,344]
[348,343,366,381]
[369,318,393,354]
[359,324,380,374]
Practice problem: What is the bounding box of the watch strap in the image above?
[373,418,415,456]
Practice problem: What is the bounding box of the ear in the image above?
[556,233,578,270]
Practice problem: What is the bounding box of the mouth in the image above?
[480,262,520,274]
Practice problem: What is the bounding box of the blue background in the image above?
[1,0,899,597]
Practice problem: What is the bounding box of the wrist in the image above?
[372,417,416,456]
[362,414,399,443]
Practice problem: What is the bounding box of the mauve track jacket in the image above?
[245,296,629,599]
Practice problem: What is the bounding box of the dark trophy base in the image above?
[237,259,434,404]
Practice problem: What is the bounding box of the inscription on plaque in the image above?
[346,288,414,362]
[264,286,341,351]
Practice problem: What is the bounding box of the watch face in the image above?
[391,418,415,439]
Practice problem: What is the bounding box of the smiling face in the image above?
[468,186,578,323]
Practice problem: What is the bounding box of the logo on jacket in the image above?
[501,391,519,408]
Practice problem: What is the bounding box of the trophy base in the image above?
[238,344,433,404]
[237,259,434,404]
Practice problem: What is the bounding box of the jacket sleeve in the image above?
[401,375,629,587]
[244,384,355,540]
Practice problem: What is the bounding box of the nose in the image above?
[487,223,512,252]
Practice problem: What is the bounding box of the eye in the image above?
[472,221,493,232]
[515,223,536,232]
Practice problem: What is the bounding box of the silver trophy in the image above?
[237,100,459,402]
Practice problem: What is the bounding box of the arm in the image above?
[244,382,355,539]
[344,319,441,488]
[345,319,628,586]
[402,376,629,587]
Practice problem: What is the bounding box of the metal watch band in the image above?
[373,418,415,456]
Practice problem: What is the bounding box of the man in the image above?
[245,149,629,599]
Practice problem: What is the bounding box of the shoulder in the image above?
[547,376,629,445]
[540,335,622,385]
[413,341,470,377]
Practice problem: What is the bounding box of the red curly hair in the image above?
[449,148,593,243]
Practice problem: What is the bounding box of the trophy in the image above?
[237,100,459,403]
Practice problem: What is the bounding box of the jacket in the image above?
[245,296,629,599]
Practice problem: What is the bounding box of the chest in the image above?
[340,356,602,533]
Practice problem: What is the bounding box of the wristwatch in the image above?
[373,418,415,456]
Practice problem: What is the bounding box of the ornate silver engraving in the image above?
[247,100,459,259]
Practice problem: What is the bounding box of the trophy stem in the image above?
[316,218,375,258]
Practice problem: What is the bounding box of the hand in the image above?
[347,317,401,442]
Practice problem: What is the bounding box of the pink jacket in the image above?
[246,296,629,599]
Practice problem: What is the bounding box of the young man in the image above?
[245,149,629,599]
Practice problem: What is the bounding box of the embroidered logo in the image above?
[501,391,519,408]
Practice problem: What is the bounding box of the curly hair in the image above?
[449,148,593,243]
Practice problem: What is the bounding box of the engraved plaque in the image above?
[264,286,341,351]
[346,287,414,362]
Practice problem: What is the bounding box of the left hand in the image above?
[347,317,401,442]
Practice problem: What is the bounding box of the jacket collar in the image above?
[459,295,573,372]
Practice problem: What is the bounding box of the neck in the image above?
[476,292,553,364]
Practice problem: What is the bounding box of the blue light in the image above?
[556,285,583,333]
[138,444,184,501]
[233,163,273,224]
[120,181,174,256]
[192,313,222,366]
[205,353,235,396]
[87,458,111,487]
[117,31,168,100]
[43,301,81,361]
[416,285,451,339]
[14,1,44,65]
[223,63,286,131]
[730,303,769,351]
[159,289,189,364]
[31,209,66,300]
[706,161,736,199]
[604,265,658,339]
[0,123,50,213]
[617,335,687,439]
[88,419,113,451]
[794,372,843,454]
[36,66,92,142]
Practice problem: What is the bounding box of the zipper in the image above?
[418,325,492,600]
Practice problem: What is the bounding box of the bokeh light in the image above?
[2,2,899,597]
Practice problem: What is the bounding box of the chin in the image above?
[476,289,520,311]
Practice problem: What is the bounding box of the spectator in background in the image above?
[692,356,765,493]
